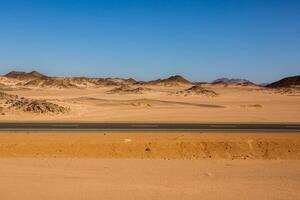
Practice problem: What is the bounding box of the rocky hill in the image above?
[143,75,191,86]
[4,71,47,80]
[1,71,137,89]
[266,75,300,88]
[107,85,151,94]
[24,78,79,89]
[0,91,69,114]
[170,85,218,97]
[212,78,256,86]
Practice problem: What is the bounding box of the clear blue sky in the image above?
[0,0,299,83]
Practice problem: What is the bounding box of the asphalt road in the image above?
[0,122,299,132]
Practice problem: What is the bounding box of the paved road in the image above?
[0,122,299,132]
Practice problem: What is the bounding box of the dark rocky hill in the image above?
[4,71,47,80]
[266,75,300,88]
[212,78,256,86]
[146,75,191,86]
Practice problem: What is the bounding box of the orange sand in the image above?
[0,131,299,159]
[0,159,299,200]
[1,85,299,122]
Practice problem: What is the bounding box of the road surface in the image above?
[0,122,299,132]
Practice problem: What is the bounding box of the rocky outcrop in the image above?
[266,75,300,88]
[171,85,218,97]
[0,91,69,114]
[4,71,47,80]
[212,78,256,86]
[2,70,139,89]
[107,85,151,94]
[142,75,191,86]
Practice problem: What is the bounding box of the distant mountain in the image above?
[266,75,300,88]
[193,82,208,85]
[165,75,190,83]
[212,78,256,86]
[4,71,47,80]
[146,75,191,86]
[1,70,137,89]
[259,82,270,87]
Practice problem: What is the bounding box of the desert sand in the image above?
[0,72,300,200]
[0,131,299,200]
[0,71,299,122]
[0,131,299,159]
[0,85,299,122]
[0,158,299,200]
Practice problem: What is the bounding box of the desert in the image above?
[2,1,300,199]
[0,132,299,200]
[0,71,299,122]
[0,71,300,199]
[0,159,299,200]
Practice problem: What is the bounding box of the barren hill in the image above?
[5,71,47,80]
[212,78,256,86]
[266,75,300,88]
[170,85,218,97]
[144,75,191,86]
[24,78,79,89]
[1,71,137,89]
[107,85,151,94]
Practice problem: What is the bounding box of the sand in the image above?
[1,85,299,122]
[1,82,300,199]
[0,131,299,199]
[0,131,299,159]
[0,158,299,200]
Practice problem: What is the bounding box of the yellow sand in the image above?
[1,85,299,122]
[0,159,299,200]
[0,131,299,200]
[0,131,299,159]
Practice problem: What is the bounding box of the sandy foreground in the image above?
[0,159,299,200]
[0,132,299,199]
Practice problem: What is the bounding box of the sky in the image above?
[0,0,299,83]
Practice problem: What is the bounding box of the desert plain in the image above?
[0,71,300,199]
[0,71,299,122]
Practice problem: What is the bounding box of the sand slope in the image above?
[0,132,299,159]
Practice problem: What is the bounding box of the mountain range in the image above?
[0,71,299,89]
